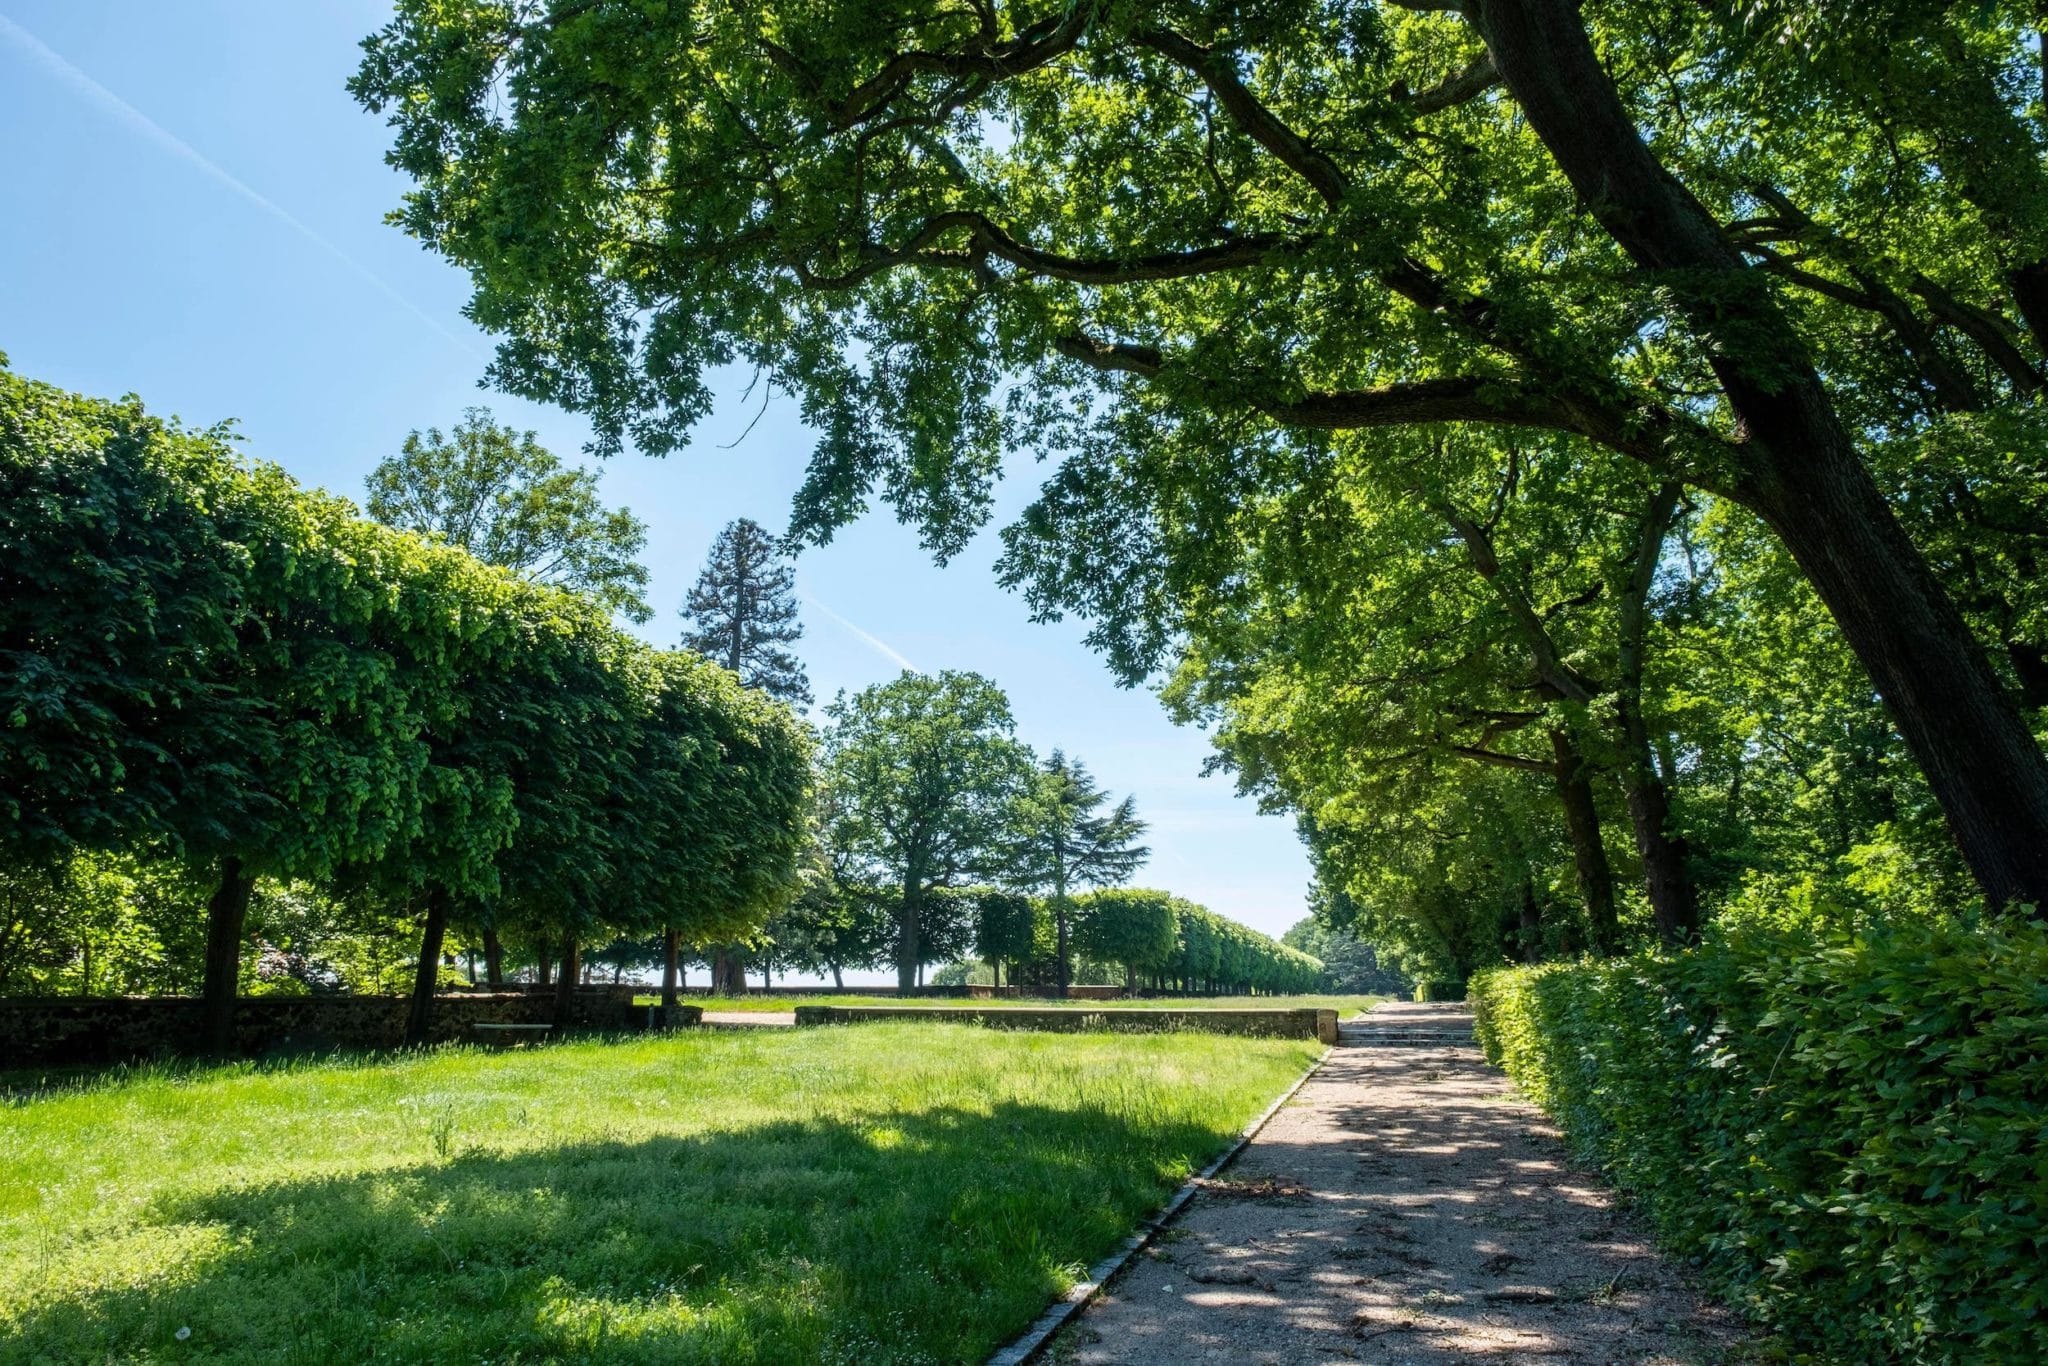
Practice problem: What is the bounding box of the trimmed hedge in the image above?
[1471,920,2048,1362]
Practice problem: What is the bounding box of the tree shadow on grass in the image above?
[6,1101,1223,1365]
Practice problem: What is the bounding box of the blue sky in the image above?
[0,1,1312,953]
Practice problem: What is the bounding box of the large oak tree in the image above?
[354,0,2048,910]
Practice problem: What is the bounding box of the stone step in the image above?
[1339,1032,1477,1047]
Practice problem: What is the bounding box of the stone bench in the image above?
[469,1022,554,1045]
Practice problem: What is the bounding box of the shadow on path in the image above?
[1055,1004,1747,1364]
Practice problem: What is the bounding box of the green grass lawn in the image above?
[665,992,1386,1016]
[0,1026,1318,1363]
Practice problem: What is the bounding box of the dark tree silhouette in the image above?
[680,518,811,706]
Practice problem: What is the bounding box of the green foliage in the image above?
[351,0,2048,915]
[970,887,1043,979]
[819,671,1034,986]
[1,362,811,1009]
[1072,888,1178,983]
[1471,919,2048,1361]
[365,406,651,622]
[0,854,204,996]
[1281,917,1408,997]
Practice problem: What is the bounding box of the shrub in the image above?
[1471,919,2048,1362]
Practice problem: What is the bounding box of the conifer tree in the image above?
[680,518,812,707]
[1007,751,1149,997]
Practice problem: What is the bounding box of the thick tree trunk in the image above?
[711,948,745,996]
[661,925,681,1023]
[1752,467,2048,907]
[830,961,844,990]
[895,882,921,993]
[405,893,448,1046]
[1549,729,1619,955]
[536,951,551,988]
[552,937,579,1027]
[1473,0,2048,913]
[200,855,255,1055]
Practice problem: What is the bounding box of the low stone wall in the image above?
[793,1005,1339,1045]
[670,984,1133,1000]
[0,986,667,1067]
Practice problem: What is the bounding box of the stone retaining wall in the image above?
[793,1005,1340,1045]
[671,984,1133,999]
[0,987,671,1067]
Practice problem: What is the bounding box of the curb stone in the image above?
[984,1045,1332,1366]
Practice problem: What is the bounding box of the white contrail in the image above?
[799,590,918,673]
[0,13,477,353]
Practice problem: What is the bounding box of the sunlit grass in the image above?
[0,1025,1317,1363]
[672,992,1386,1016]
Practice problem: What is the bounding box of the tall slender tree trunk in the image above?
[1472,0,2048,913]
[1615,482,1700,945]
[201,855,255,1055]
[553,937,579,1028]
[1615,698,1698,945]
[1518,876,1543,964]
[536,950,551,988]
[1549,729,1619,954]
[405,893,448,1046]
[1053,892,1072,1000]
[483,926,503,986]
[830,961,844,990]
[660,925,681,1024]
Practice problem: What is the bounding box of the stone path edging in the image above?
[985,1044,1334,1366]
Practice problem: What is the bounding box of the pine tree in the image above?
[1006,750,1149,997]
[680,518,811,706]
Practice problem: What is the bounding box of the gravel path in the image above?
[1049,1002,1745,1364]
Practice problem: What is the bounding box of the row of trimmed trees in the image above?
[0,364,811,1050]
[689,883,1324,997]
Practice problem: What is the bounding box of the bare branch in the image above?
[1054,333,1587,435]
[1132,27,1348,208]
[1406,53,1499,113]
[1452,745,1551,772]
[832,4,1093,127]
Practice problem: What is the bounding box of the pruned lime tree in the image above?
[2,361,810,1048]
[1072,888,1178,993]
[354,1,2048,913]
